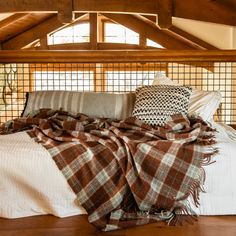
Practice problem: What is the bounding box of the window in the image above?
[147,39,164,49]
[48,22,90,45]
[104,22,139,45]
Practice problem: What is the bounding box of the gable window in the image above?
[48,22,90,45]
[104,22,139,45]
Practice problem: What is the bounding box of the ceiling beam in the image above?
[167,26,218,50]
[58,0,74,23]
[0,0,59,12]
[173,0,236,26]
[2,15,66,49]
[142,15,218,50]
[0,13,28,29]
[0,0,235,26]
[157,0,172,29]
[1,13,86,50]
[102,13,196,50]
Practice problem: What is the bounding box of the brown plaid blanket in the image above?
[0,109,217,231]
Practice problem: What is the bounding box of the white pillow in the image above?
[152,73,222,122]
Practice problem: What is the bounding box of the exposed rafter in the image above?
[167,26,218,50]
[102,13,196,50]
[0,0,235,26]
[173,0,236,27]
[0,13,28,29]
[157,0,172,29]
[1,13,87,50]
[58,0,74,23]
[141,15,218,50]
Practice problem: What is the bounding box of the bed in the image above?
[0,77,235,230]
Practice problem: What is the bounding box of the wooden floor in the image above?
[0,215,236,236]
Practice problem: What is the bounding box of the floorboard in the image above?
[0,215,236,236]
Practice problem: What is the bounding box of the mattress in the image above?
[0,122,235,218]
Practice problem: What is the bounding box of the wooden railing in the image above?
[0,50,236,63]
[0,50,236,125]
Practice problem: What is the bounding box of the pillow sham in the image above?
[23,91,136,120]
[132,85,192,126]
[152,73,222,122]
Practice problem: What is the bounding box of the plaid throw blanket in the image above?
[0,109,217,231]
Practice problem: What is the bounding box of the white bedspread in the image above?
[0,131,86,218]
[0,123,236,218]
[192,122,236,215]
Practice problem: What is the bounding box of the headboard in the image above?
[0,50,236,125]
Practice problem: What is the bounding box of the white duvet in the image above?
[0,122,236,219]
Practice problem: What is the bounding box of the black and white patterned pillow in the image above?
[132,85,192,126]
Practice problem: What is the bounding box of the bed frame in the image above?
[0,50,236,126]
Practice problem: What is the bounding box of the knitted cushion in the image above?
[132,85,192,126]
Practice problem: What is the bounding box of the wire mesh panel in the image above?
[0,61,236,125]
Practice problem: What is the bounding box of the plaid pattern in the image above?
[0,109,217,231]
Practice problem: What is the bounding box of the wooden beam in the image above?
[1,13,86,50]
[33,42,156,50]
[38,42,91,50]
[58,0,74,24]
[157,0,172,29]
[0,1,235,26]
[0,0,59,12]
[167,26,218,50]
[139,34,147,48]
[140,15,218,50]
[0,50,236,63]
[0,13,28,29]
[39,36,48,50]
[102,13,195,49]
[90,13,98,50]
[2,15,65,50]
[173,0,236,26]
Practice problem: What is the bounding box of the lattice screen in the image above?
[0,61,236,124]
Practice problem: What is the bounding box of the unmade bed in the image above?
[1,121,236,219]
[0,60,236,230]
[0,60,236,231]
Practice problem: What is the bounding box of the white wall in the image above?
[173,17,234,49]
[0,13,13,21]
[232,27,236,49]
